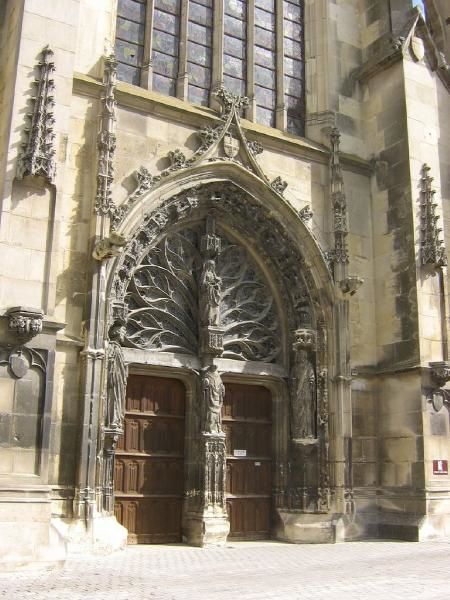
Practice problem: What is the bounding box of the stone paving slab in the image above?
[1,540,449,599]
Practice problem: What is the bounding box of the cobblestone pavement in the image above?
[1,540,449,599]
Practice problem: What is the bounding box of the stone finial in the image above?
[94,54,117,216]
[6,306,44,337]
[420,164,447,268]
[17,46,56,184]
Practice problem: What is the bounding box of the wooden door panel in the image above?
[115,375,185,544]
[226,498,271,539]
[223,383,272,540]
[226,460,271,495]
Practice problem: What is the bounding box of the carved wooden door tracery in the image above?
[114,375,185,544]
[223,383,272,540]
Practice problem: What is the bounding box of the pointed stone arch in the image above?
[100,167,350,544]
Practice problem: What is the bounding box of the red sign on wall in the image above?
[433,460,448,475]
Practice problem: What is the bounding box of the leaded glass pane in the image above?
[188,63,211,87]
[187,41,211,67]
[116,17,145,45]
[256,106,275,127]
[255,46,276,69]
[255,85,276,109]
[153,51,178,78]
[255,7,275,30]
[255,0,275,10]
[224,15,246,38]
[284,1,302,21]
[283,37,302,59]
[115,39,143,67]
[117,62,140,85]
[225,0,246,19]
[189,2,213,26]
[188,85,210,105]
[153,9,179,35]
[223,74,245,96]
[255,65,275,88]
[224,36,245,59]
[188,22,211,44]
[287,114,303,136]
[155,0,181,13]
[153,30,179,57]
[153,73,177,96]
[117,0,146,23]
[283,19,302,40]
[224,55,245,79]
[284,75,302,96]
[285,94,303,112]
[254,26,276,50]
[284,57,303,78]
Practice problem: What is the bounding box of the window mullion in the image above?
[176,0,189,100]
[246,0,255,121]
[141,0,155,89]
[275,0,286,130]
[211,0,224,106]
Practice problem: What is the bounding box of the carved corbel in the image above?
[340,275,364,296]
[426,361,450,412]
[6,306,44,338]
[92,232,127,261]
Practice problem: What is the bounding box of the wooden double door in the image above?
[114,375,272,543]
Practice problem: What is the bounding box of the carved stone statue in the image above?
[202,364,225,434]
[290,329,317,440]
[199,259,221,326]
[106,321,128,430]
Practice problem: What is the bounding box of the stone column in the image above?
[183,216,229,545]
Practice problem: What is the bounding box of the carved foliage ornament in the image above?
[329,128,349,266]
[17,46,56,184]
[95,54,117,216]
[420,164,447,267]
[111,86,287,230]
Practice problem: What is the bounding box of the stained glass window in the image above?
[283,0,304,135]
[152,0,181,96]
[187,0,213,105]
[223,0,247,97]
[114,1,305,136]
[115,0,147,86]
[254,0,276,127]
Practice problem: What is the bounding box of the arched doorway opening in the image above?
[103,179,336,545]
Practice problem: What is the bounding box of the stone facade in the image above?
[0,0,449,568]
